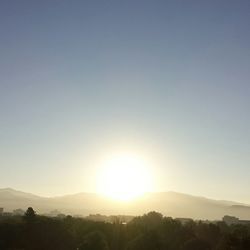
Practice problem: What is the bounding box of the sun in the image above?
[97,154,152,201]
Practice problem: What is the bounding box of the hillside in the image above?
[1,188,250,220]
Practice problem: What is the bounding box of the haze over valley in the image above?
[1,188,250,220]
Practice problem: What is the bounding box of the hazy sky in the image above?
[1,1,250,202]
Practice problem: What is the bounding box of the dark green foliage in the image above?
[126,231,162,250]
[1,210,250,250]
[25,207,36,218]
[24,207,36,223]
[78,231,109,250]
[182,238,211,250]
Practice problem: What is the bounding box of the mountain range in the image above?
[1,188,250,220]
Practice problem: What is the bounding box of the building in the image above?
[223,215,250,225]
[175,217,193,225]
[13,209,25,216]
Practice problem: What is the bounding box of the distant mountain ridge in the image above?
[0,188,43,200]
[1,188,250,220]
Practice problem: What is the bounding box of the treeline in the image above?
[0,208,250,250]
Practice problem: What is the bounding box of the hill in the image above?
[1,188,250,220]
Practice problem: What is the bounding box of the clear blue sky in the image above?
[1,0,250,202]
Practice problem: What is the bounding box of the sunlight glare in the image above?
[97,154,152,201]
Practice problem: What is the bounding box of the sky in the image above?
[1,0,250,202]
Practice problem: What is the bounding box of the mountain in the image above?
[1,188,250,220]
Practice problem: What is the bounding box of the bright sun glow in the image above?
[97,154,152,201]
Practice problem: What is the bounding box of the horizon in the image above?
[1,186,249,206]
[1,1,250,204]
[2,185,250,222]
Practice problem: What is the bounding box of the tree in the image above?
[24,207,36,222]
[182,238,211,250]
[126,231,162,250]
[78,231,109,250]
